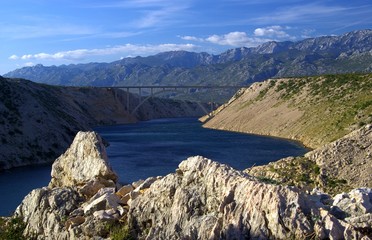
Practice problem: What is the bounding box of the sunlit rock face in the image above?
[49,131,118,188]
[128,156,372,239]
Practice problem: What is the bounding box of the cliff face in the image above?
[0,77,206,170]
[246,124,372,195]
[202,73,372,149]
[12,132,372,239]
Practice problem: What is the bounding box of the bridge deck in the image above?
[99,85,245,89]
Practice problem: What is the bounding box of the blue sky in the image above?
[1,0,371,74]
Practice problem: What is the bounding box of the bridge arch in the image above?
[130,89,212,115]
[110,85,245,116]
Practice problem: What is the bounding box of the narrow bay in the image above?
[0,118,308,216]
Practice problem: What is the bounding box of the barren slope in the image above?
[202,73,372,149]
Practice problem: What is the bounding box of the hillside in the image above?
[202,73,372,149]
[5,29,372,103]
[0,76,206,170]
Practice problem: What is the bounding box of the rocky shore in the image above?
[3,129,371,239]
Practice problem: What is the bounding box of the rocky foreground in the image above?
[5,130,371,239]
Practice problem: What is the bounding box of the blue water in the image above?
[0,118,308,216]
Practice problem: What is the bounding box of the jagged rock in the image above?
[65,216,85,229]
[305,124,372,189]
[333,188,372,217]
[131,179,145,189]
[49,131,118,188]
[14,187,82,239]
[93,209,120,222]
[246,125,372,194]
[129,156,312,239]
[128,156,371,239]
[83,188,123,215]
[116,184,134,197]
[79,177,116,199]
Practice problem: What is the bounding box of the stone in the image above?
[49,131,118,188]
[333,188,372,217]
[116,184,134,197]
[83,190,123,215]
[129,156,315,239]
[79,177,117,199]
[93,209,120,221]
[305,125,372,189]
[15,187,82,239]
[128,156,372,240]
[120,193,131,205]
[65,216,85,229]
[131,179,144,189]
[345,213,372,228]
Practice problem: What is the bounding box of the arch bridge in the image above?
[105,85,245,115]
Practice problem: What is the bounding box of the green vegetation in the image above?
[259,156,351,195]
[0,217,32,240]
[107,222,135,240]
[272,73,372,146]
[266,157,320,188]
[255,80,276,100]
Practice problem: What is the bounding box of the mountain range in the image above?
[5,29,372,102]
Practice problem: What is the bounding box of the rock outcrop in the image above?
[49,131,117,188]
[305,124,372,189]
[246,124,372,194]
[128,156,372,240]
[13,132,372,239]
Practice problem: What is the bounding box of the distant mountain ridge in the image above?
[5,29,372,101]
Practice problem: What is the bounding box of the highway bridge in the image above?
[100,85,246,114]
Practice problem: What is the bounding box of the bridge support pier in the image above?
[116,85,244,115]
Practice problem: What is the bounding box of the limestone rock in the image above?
[128,156,372,239]
[15,187,82,239]
[333,188,372,217]
[129,156,314,239]
[305,124,372,189]
[49,131,118,188]
[247,124,372,194]
[79,177,116,199]
[83,188,123,215]
[117,184,134,197]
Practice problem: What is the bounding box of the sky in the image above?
[1,0,371,74]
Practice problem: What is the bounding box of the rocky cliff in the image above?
[0,76,207,170]
[7,131,372,239]
[246,124,372,195]
[202,73,372,149]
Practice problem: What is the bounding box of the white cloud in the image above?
[180,31,281,47]
[9,43,200,61]
[180,26,299,47]
[24,62,35,67]
[206,32,253,46]
[9,55,19,60]
[254,26,291,38]
[180,35,204,41]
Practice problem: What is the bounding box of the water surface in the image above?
[0,118,308,216]
[95,118,307,184]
